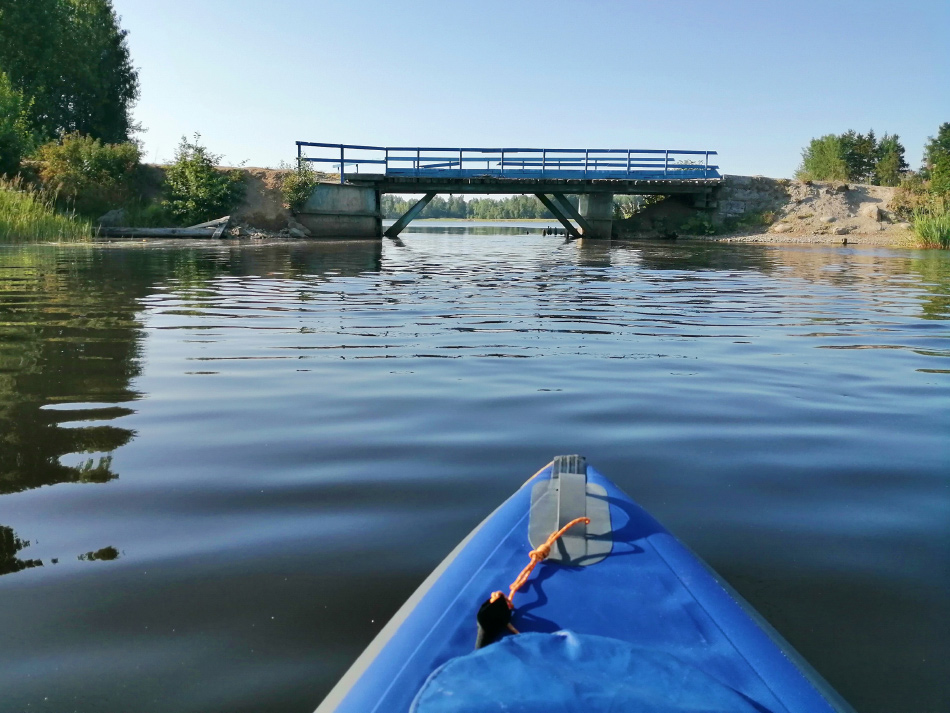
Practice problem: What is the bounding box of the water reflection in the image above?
[632,240,778,274]
[0,241,385,493]
[621,240,949,322]
[0,234,946,713]
[0,241,386,575]
[0,249,141,496]
[0,524,42,575]
[77,545,119,561]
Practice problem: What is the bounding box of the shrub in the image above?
[613,195,650,219]
[680,214,717,235]
[163,134,244,225]
[892,176,924,217]
[731,210,776,231]
[32,132,141,216]
[120,201,174,227]
[0,176,91,242]
[281,161,319,211]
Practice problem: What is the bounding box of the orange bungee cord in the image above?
[490,516,591,608]
[476,516,590,648]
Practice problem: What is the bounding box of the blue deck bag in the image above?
[411,630,771,713]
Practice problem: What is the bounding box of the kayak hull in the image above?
[316,461,854,713]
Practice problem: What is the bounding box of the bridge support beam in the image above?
[549,194,594,236]
[578,193,614,239]
[535,194,581,240]
[384,192,437,238]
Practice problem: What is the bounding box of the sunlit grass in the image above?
[0,177,91,243]
[913,197,950,249]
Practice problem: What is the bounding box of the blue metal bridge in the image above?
[296,142,720,183]
[293,142,722,239]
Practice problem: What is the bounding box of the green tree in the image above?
[840,130,878,183]
[163,135,244,225]
[923,123,950,195]
[0,0,139,143]
[798,130,909,185]
[874,134,908,187]
[0,71,35,176]
[795,135,849,181]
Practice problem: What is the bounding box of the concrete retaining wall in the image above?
[292,184,382,239]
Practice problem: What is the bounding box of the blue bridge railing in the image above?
[296,143,720,184]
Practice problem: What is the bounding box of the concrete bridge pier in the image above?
[294,184,382,238]
[578,193,614,239]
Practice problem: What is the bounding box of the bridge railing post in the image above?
[340,145,345,184]
[705,151,709,178]
[584,149,589,177]
[664,150,669,177]
[626,149,631,177]
[542,149,547,175]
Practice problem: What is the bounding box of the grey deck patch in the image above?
[529,455,612,566]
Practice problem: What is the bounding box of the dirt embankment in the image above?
[230,167,292,231]
[138,165,293,235]
[616,175,915,246]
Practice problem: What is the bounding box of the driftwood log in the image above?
[97,216,230,239]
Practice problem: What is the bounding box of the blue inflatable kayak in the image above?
[315,456,855,713]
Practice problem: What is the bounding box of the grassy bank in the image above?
[0,178,91,243]
[913,204,950,249]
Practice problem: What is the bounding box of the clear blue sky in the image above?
[113,0,950,178]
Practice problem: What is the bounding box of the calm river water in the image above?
[0,227,947,713]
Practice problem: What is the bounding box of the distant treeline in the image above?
[382,194,641,220]
[382,194,559,220]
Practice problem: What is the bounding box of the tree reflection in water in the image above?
[0,241,384,575]
[0,248,150,574]
[0,525,43,575]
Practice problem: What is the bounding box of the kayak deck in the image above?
[316,459,853,713]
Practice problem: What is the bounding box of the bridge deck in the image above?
[345,174,720,195]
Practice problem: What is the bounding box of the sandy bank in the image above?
[616,176,917,247]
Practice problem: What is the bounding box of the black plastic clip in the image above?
[475,596,520,649]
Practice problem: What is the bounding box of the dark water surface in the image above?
[0,230,947,713]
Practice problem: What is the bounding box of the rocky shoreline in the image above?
[699,230,915,246]
[616,175,915,247]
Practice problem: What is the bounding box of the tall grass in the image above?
[0,177,91,243]
[913,201,950,249]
